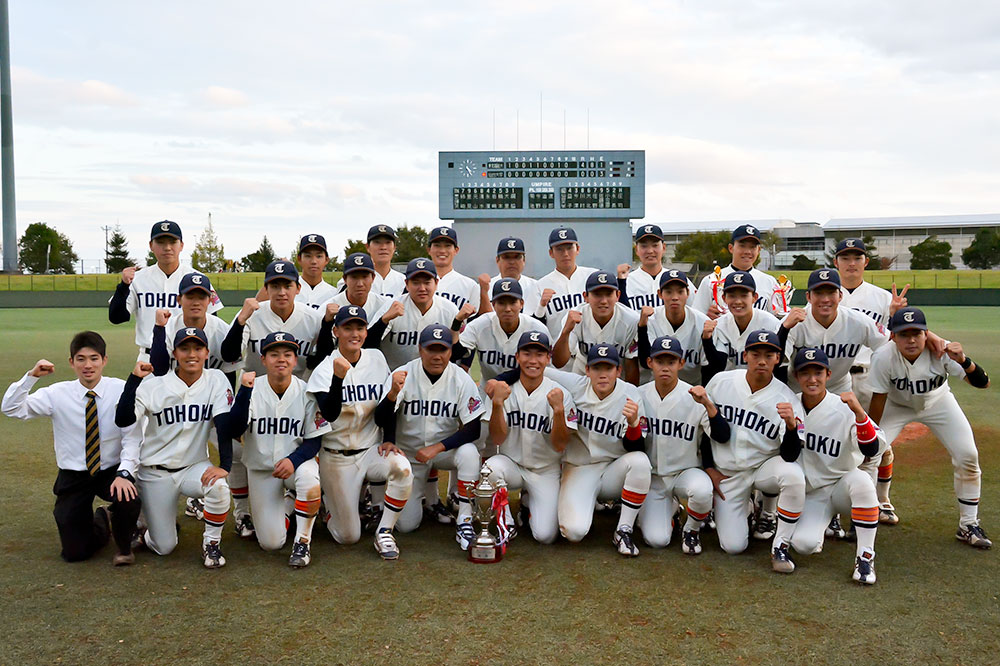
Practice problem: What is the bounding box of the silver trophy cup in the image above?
[468,463,505,563]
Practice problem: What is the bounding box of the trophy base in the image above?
[468,543,503,563]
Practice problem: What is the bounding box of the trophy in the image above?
[710,265,727,314]
[468,463,509,564]
[772,273,794,316]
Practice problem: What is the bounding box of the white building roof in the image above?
[824,213,1000,231]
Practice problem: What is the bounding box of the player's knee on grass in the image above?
[257,528,287,551]
[790,531,823,555]
[531,521,559,545]
[144,525,178,556]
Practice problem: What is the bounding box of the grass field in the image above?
[0,307,998,665]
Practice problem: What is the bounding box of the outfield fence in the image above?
[0,272,343,292]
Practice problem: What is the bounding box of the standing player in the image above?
[868,307,992,548]
[366,225,407,299]
[325,253,391,328]
[691,224,781,318]
[787,348,883,584]
[704,271,781,377]
[616,224,698,310]
[427,226,487,313]
[109,220,223,360]
[553,270,640,385]
[228,332,331,567]
[487,237,544,317]
[483,331,576,544]
[536,226,597,339]
[636,335,729,555]
[293,234,338,309]
[2,332,142,565]
[703,330,806,573]
[115,327,235,568]
[635,269,709,385]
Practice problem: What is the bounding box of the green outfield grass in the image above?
[0,307,998,665]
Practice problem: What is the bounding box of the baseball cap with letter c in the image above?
[418,324,453,349]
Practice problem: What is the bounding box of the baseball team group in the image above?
[2,219,991,585]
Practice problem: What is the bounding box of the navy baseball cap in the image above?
[260,331,300,355]
[835,238,867,256]
[428,226,458,245]
[744,329,781,352]
[367,224,397,242]
[264,260,299,284]
[497,237,526,255]
[405,257,437,280]
[889,307,928,333]
[150,220,182,241]
[586,270,617,292]
[731,224,761,243]
[419,324,452,349]
[587,342,621,367]
[548,227,578,247]
[298,234,327,254]
[635,224,663,242]
[650,335,684,360]
[173,326,208,349]
[492,277,523,301]
[334,304,368,327]
[792,347,830,372]
[659,269,688,289]
[807,268,841,291]
[343,252,375,275]
[723,271,756,292]
[517,330,551,352]
[178,272,212,296]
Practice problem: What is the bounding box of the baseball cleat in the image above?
[705,510,716,531]
[825,515,846,539]
[456,521,476,551]
[112,550,135,567]
[202,541,226,568]
[853,549,876,585]
[185,497,205,521]
[288,541,311,568]
[956,523,992,549]
[613,526,640,557]
[363,504,384,533]
[681,530,702,555]
[878,502,899,525]
[234,514,256,538]
[374,528,399,561]
[425,501,455,525]
[447,491,462,516]
[753,512,777,540]
[771,542,795,574]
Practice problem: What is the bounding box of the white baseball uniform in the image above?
[785,307,888,394]
[296,277,338,310]
[622,266,698,311]
[437,269,481,311]
[536,265,597,339]
[375,269,407,300]
[840,281,893,407]
[692,265,780,316]
[160,314,240,374]
[489,274,543,317]
[380,294,459,371]
[711,309,781,371]
[642,305,709,385]
[566,303,639,375]
[327,290,392,330]
[239,303,324,378]
[459,313,549,386]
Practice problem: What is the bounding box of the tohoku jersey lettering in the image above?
[489,376,577,472]
[787,307,887,393]
[797,390,885,491]
[392,358,485,454]
[307,349,390,452]
[869,345,965,412]
[242,375,330,471]
[839,281,893,367]
[639,379,710,476]
[622,266,698,311]
[118,262,223,348]
[381,294,459,371]
[567,303,639,374]
[459,313,548,385]
[437,270,480,311]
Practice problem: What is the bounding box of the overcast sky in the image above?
[8,1,1000,268]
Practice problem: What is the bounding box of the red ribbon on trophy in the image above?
[710,265,727,314]
[492,485,511,554]
[772,273,794,316]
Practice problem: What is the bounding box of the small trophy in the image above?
[468,463,508,564]
[772,274,794,316]
[710,265,727,314]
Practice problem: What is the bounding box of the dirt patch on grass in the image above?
[892,425,1000,469]
[891,423,930,445]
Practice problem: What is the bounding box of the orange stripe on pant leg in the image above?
[877,463,893,481]
[384,494,406,510]
[687,508,710,521]
[776,507,800,520]
[295,499,321,516]
[203,510,228,525]
[457,480,474,499]
[621,489,646,505]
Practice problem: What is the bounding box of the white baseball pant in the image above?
[321,446,413,543]
[485,454,561,544]
[638,467,714,548]
[396,443,480,533]
[558,451,651,542]
[791,469,878,557]
[714,456,805,554]
[137,460,231,554]
[247,459,321,551]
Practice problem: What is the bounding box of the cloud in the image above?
[200,86,250,107]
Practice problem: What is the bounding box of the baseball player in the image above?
[483,331,576,544]
[616,224,698,311]
[365,225,407,299]
[2,331,142,566]
[553,270,640,385]
[868,307,992,549]
[635,269,710,385]
[691,224,782,318]
[702,330,806,573]
[307,306,414,561]
[228,332,331,567]
[115,327,235,568]
[636,335,730,555]
[487,237,544,317]
[324,253,391,329]
[427,226,487,313]
[257,234,339,308]
[787,347,883,584]
[536,226,597,339]
[381,324,485,550]
[109,220,223,360]
[703,271,781,378]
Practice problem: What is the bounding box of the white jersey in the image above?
[436,269,480,311]
[798,390,884,492]
[623,266,698,311]
[240,375,330,471]
[132,369,233,470]
[536,265,596,339]
[489,376,577,472]
[307,348,390,451]
[643,305,709,385]
[327,290,391,330]
[489,274,543,316]
[381,294,459,371]
[392,359,485,454]
[163,313,239,373]
[240,302,324,378]
[296,277,338,310]
[869,345,965,412]
[786,307,888,393]
[543,367,645,466]
[459,313,548,386]
[840,281,892,367]
[567,303,639,375]
[117,262,223,348]
[692,265,780,316]
[712,309,781,370]
[704,369,802,472]
[638,380,711,476]
[375,269,407,300]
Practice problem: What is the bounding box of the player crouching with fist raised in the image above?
[228,332,331,567]
[787,348,883,584]
[115,327,235,568]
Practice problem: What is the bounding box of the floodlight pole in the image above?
[0,0,16,273]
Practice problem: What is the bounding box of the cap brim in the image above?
[549,239,577,247]
[343,266,375,275]
[368,233,396,241]
[179,286,211,295]
[744,342,781,351]
[151,231,182,240]
[835,248,867,256]
[649,350,683,360]
[808,281,840,291]
[891,323,927,333]
[261,342,300,354]
[492,292,523,302]
[793,360,829,372]
[518,342,551,352]
[731,235,761,244]
[420,340,452,349]
[659,278,687,288]
[264,275,297,284]
[335,315,367,326]
[635,233,663,242]
[406,270,436,280]
[298,243,327,253]
[429,235,457,245]
[175,335,207,347]
[723,284,755,293]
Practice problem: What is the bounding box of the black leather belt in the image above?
[323,447,365,456]
[850,365,866,375]
[151,464,186,473]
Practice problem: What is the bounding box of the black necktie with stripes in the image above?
[85,390,101,475]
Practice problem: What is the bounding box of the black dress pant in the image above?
[52,466,142,562]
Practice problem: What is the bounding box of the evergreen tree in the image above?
[18,222,79,274]
[241,236,277,272]
[190,217,227,273]
[961,228,1000,269]
[672,231,732,271]
[105,225,135,273]
[395,224,429,263]
[909,235,953,270]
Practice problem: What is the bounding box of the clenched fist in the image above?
[381,300,405,323]
[333,356,352,379]
[121,265,140,285]
[324,302,341,322]
[155,308,172,327]
[562,309,582,333]
[776,402,798,430]
[702,319,718,340]
[491,381,511,404]
[688,385,710,406]
[546,387,564,410]
[616,263,631,280]
[132,361,153,378]
[237,298,260,325]
[240,371,256,388]
[639,305,654,327]
[456,302,476,322]
[30,359,56,377]
[539,288,556,308]
[387,369,407,400]
[839,391,865,419]
[782,308,806,329]
[622,398,640,428]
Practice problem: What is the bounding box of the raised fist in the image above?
[616,263,631,280]
[491,381,511,403]
[639,305,654,326]
[456,302,476,322]
[945,341,966,363]
[478,273,491,289]
[622,398,639,427]
[782,307,806,329]
[121,265,139,285]
[381,300,405,323]
[237,298,260,325]
[30,359,55,378]
[539,288,556,308]
[333,356,352,379]
[776,402,798,430]
[702,318,718,340]
[546,387,564,409]
[324,302,341,322]
[132,361,153,378]
[688,385,710,406]
[563,309,582,333]
[839,391,865,418]
[154,308,171,327]
[241,371,256,388]
[387,369,407,399]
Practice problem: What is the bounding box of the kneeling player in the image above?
[229,333,331,567]
[116,327,234,568]
[788,348,883,584]
[484,331,576,544]
[637,335,730,555]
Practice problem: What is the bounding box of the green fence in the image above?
[0,272,344,292]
